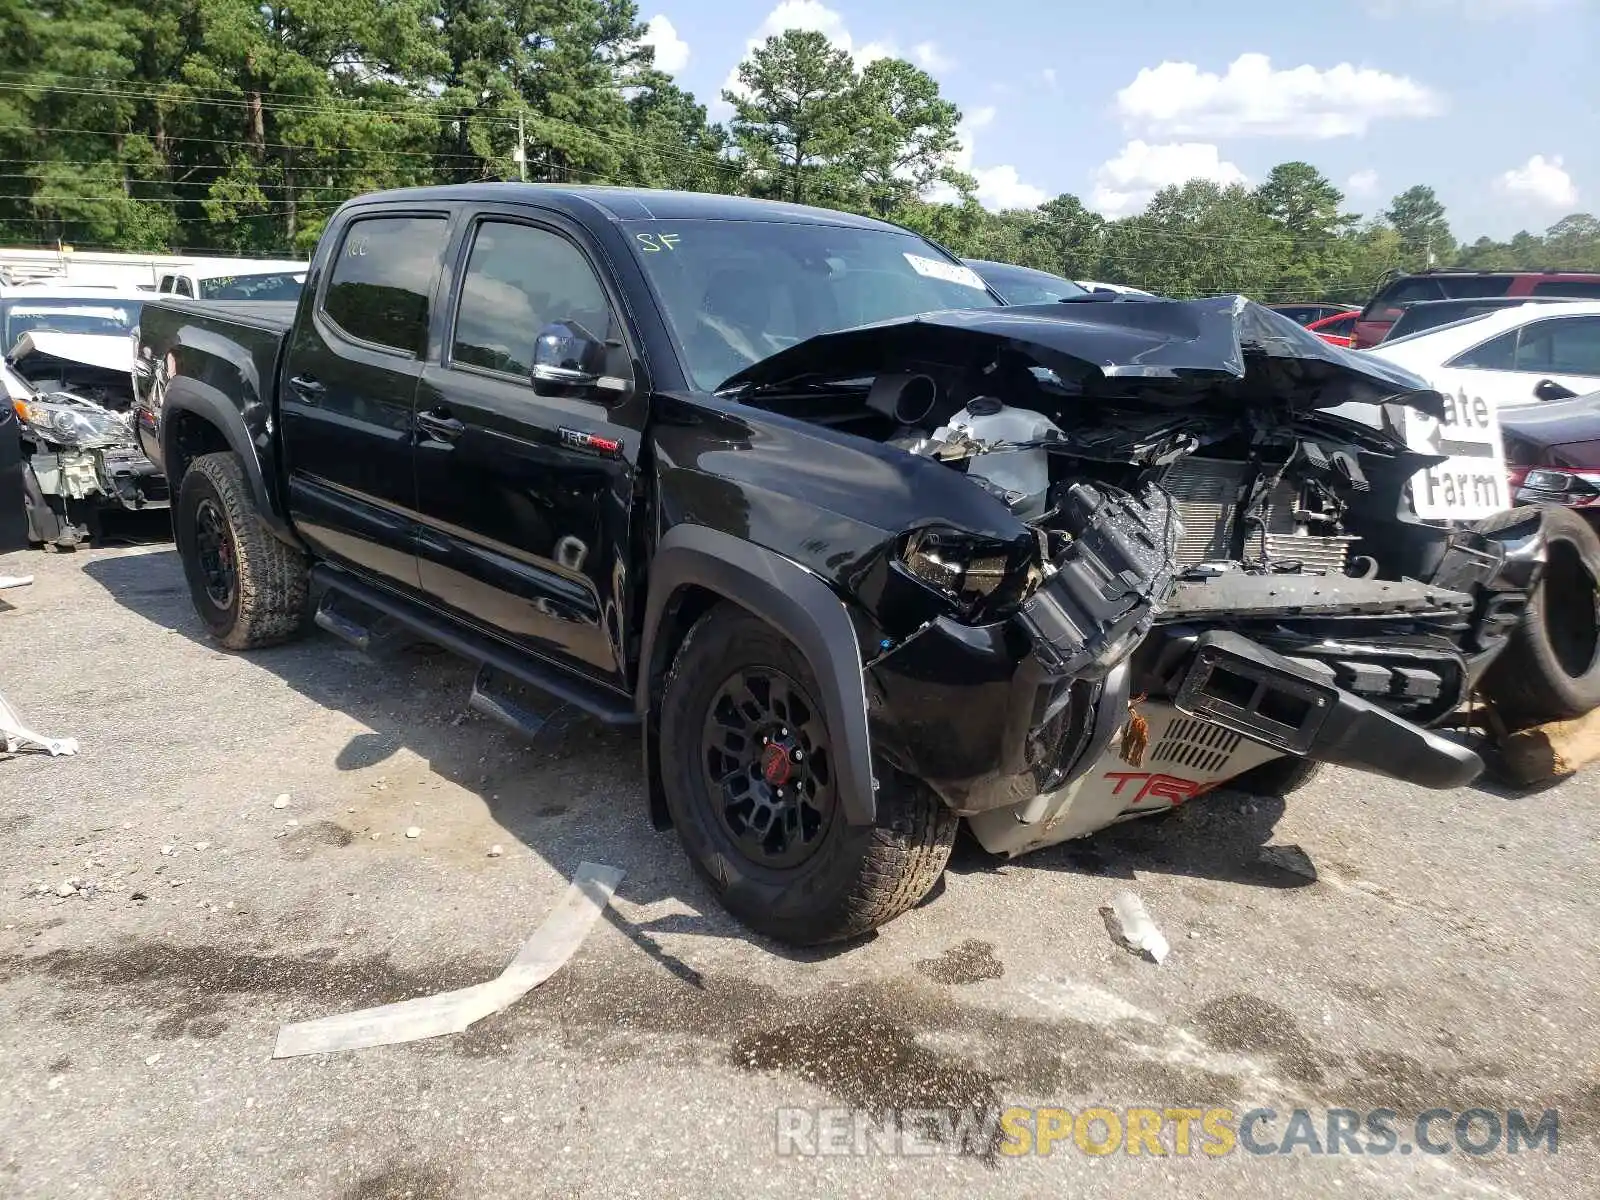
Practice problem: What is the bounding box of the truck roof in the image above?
[346,183,910,231]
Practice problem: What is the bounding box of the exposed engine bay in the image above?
[718,297,1537,853]
[2,337,167,548]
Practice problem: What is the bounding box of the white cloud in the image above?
[971,166,1049,210]
[1090,140,1248,217]
[1041,68,1058,89]
[924,104,1046,211]
[913,41,954,72]
[1116,52,1443,139]
[641,15,690,74]
[1344,168,1380,197]
[1496,154,1578,207]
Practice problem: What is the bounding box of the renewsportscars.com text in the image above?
[775,1105,1561,1158]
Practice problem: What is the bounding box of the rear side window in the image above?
[450,221,616,379]
[1531,280,1600,299]
[1515,316,1600,375]
[1436,275,1512,299]
[1447,329,1517,370]
[324,215,449,355]
[174,277,194,298]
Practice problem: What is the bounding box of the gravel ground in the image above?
[1,540,1596,1199]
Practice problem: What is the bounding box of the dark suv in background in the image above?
[1354,269,1600,348]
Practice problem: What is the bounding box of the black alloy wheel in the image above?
[701,667,837,869]
[193,496,238,610]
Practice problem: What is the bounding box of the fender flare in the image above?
[637,523,878,825]
[161,377,292,539]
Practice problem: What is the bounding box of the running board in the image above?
[313,592,409,655]
[309,564,638,728]
[470,664,569,741]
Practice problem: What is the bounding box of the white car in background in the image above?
[1342,301,1600,522]
[155,259,307,301]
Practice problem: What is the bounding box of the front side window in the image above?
[323,215,449,355]
[624,219,1001,390]
[1447,329,1517,370]
[1515,316,1600,375]
[451,222,614,379]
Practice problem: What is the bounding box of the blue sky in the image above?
[639,0,1599,241]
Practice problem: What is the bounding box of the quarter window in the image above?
[451,221,615,379]
[323,215,449,355]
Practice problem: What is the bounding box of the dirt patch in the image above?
[915,940,1004,986]
[341,1165,458,1200]
[279,820,356,859]
[0,940,497,1040]
[1191,992,1332,1084]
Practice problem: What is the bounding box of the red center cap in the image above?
[761,743,792,786]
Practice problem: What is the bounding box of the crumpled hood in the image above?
[10,331,135,376]
[719,294,1446,418]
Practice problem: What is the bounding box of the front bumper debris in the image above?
[1174,630,1482,789]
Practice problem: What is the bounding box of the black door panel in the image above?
[412,366,633,682]
[411,215,643,687]
[278,212,450,591]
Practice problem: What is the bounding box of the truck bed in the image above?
[145,297,296,333]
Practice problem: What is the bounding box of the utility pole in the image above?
[516,111,526,182]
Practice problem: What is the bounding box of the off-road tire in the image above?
[1230,755,1324,798]
[175,451,308,650]
[660,605,958,945]
[1481,505,1600,725]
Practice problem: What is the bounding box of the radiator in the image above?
[1163,457,1353,574]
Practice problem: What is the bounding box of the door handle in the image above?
[416,409,466,441]
[1535,378,1577,402]
[288,374,325,398]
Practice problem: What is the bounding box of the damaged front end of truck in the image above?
[708,296,1540,856]
[3,335,168,548]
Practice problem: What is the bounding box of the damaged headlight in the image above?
[15,396,131,449]
[898,526,1038,619]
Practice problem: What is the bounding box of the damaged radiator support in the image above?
[1164,456,1355,574]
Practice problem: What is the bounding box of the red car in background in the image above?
[1306,310,1359,347]
[1352,269,1600,348]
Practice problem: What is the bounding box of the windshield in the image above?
[2,299,142,351]
[623,219,1001,390]
[972,261,1087,305]
[200,272,305,301]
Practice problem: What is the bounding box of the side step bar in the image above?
[309,564,638,728]
[1175,630,1481,790]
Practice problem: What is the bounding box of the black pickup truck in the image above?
[135,184,1545,945]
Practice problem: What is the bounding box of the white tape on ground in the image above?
[272,861,624,1058]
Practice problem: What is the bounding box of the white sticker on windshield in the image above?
[903,253,988,291]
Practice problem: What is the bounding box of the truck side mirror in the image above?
[532,321,606,391]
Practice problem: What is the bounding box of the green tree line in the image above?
[2,1,1596,300]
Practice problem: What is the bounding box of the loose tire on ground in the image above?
[1481,505,1600,725]
[1230,755,1324,798]
[660,604,957,945]
[174,451,309,650]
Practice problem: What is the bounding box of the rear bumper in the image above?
[1174,630,1482,789]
